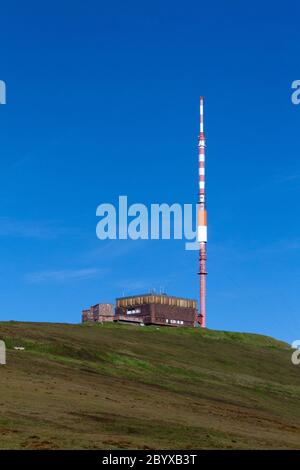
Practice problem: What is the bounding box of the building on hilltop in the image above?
[115,293,197,327]
[82,303,114,323]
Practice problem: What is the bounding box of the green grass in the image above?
[0,321,299,449]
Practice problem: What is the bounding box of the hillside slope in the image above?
[0,321,299,449]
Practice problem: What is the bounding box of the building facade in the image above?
[115,293,197,327]
[82,303,115,323]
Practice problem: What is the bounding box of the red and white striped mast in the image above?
[198,96,207,327]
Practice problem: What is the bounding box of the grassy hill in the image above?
[0,321,299,449]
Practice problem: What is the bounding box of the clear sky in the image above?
[0,0,299,343]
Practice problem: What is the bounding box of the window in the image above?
[127,308,141,315]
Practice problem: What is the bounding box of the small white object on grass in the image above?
[0,340,6,365]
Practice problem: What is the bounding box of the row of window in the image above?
[126,308,141,315]
[166,319,184,325]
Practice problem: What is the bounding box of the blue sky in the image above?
[0,0,300,343]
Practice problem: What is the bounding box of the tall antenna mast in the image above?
[198,96,207,327]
